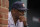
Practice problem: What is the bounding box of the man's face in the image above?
[17,10,24,16]
[11,9,25,18]
[15,9,25,17]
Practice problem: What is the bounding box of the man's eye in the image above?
[19,11,23,12]
[20,11,22,12]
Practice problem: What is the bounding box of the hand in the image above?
[19,16,27,22]
[19,16,28,26]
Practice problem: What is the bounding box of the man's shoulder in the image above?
[8,11,12,20]
[8,11,14,24]
[8,11,11,15]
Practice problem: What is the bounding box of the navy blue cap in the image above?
[11,1,28,11]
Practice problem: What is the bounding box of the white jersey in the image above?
[8,11,24,27]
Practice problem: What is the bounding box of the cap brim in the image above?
[17,8,28,11]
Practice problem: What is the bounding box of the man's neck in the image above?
[12,16,18,25]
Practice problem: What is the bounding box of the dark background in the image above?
[27,0,40,27]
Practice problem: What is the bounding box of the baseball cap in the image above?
[11,1,28,11]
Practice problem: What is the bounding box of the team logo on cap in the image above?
[22,4,25,7]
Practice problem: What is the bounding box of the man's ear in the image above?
[11,8,15,11]
[11,9,16,15]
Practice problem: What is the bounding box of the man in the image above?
[8,1,28,27]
